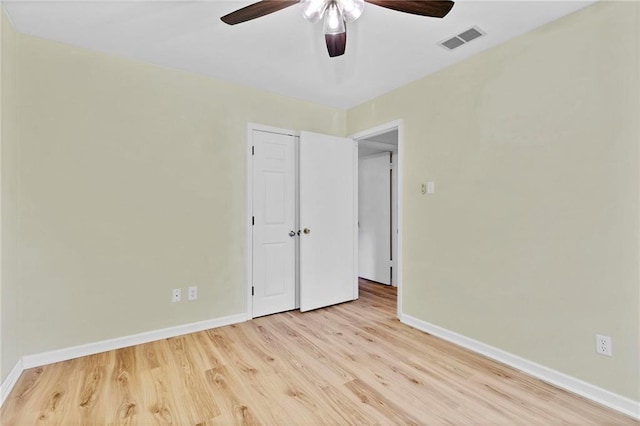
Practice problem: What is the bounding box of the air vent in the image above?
[458,28,483,42]
[439,27,485,50]
[441,37,464,50]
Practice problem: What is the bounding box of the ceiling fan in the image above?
[221,0,454,57]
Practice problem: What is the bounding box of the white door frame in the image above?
[350,119,404,319]
[246,123,300,320]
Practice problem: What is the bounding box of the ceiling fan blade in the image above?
[221,0,298,25]
[325,30,347,57]
[364,0,454,18]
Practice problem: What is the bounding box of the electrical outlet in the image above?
[188,286,198,301]
[595,334,612,356]
[172,288,182,303]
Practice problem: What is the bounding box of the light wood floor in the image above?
[2,280,637,425]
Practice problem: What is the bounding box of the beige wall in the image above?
[1,8,19,382]
[2,0,638,404]
[348,1,639,400]
[16,34,345,356]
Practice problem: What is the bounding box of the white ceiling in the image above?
[4,0,595,109]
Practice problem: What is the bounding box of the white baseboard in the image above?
[400,314,640,420]
[22,313,246,369]
[0,358,24,407]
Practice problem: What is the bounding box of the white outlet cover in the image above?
[188,286,198,301]
[595,334,612,356]
[172,288,182,303]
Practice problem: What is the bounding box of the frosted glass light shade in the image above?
[301,0,330,23]
[337,0,364,22]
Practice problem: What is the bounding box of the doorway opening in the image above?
[351,121,403,318]
[357,131,397,287]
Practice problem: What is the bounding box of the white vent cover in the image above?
[440,27,484,50]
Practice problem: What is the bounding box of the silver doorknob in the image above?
[289,231,296,237]
[303,228,311,234]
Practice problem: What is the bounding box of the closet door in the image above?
[252,130,297,317]
[299,131,357,312]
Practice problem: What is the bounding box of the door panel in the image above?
[264,243,286,295]
[252,130,296,317]
[299,131,357,312]
[358,153,391,285]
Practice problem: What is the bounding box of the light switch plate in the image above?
[427,181,435,194]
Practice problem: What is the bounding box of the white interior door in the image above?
[252,130,297,317]
[358,153,391,285]
[299,131,357,312]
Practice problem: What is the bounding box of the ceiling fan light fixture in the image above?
[323,1,345,35]
[301,0,329,23]
[337,0,364,23]
[221,0,455,58]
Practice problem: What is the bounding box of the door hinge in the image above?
[252,146,255,156]
[251,286,254,296]
[252,216,255,226]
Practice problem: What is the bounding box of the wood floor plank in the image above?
[2,279,637,425]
